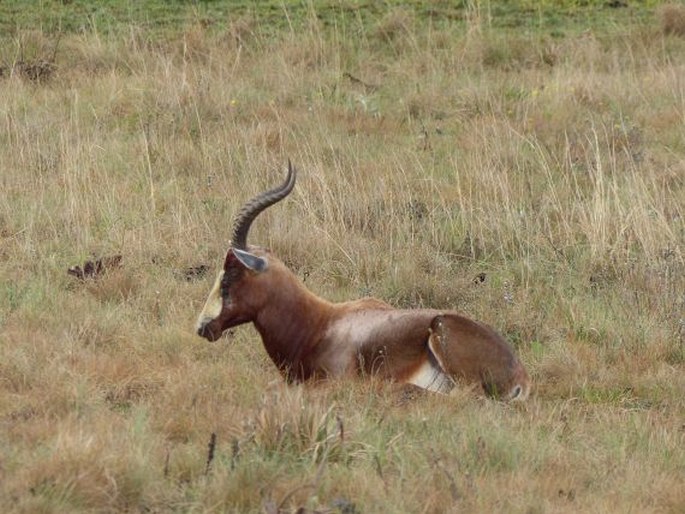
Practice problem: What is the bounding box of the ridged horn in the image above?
[231,161,297,250]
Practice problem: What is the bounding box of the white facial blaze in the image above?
[196,270,225,332]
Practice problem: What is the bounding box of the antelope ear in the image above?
[231,248,267,272]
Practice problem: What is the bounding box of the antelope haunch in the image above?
[196,162,531,400]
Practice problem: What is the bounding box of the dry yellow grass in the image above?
[659,3,685,36]
[1,4,684,513]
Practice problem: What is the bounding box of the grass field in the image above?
[1,1,684,512]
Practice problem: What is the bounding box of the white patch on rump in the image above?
[407,357,454,394]
[196,270,224,331]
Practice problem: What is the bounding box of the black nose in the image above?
[197,322,219,341]
[197,322,209,338]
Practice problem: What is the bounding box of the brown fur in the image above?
[197,247,531,400]
[428,315,530,399]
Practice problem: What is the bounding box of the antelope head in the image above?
[196,162,297,341]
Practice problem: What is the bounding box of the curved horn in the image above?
[231,161,297,250]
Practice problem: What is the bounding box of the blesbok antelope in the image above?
[196,162,530,400]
